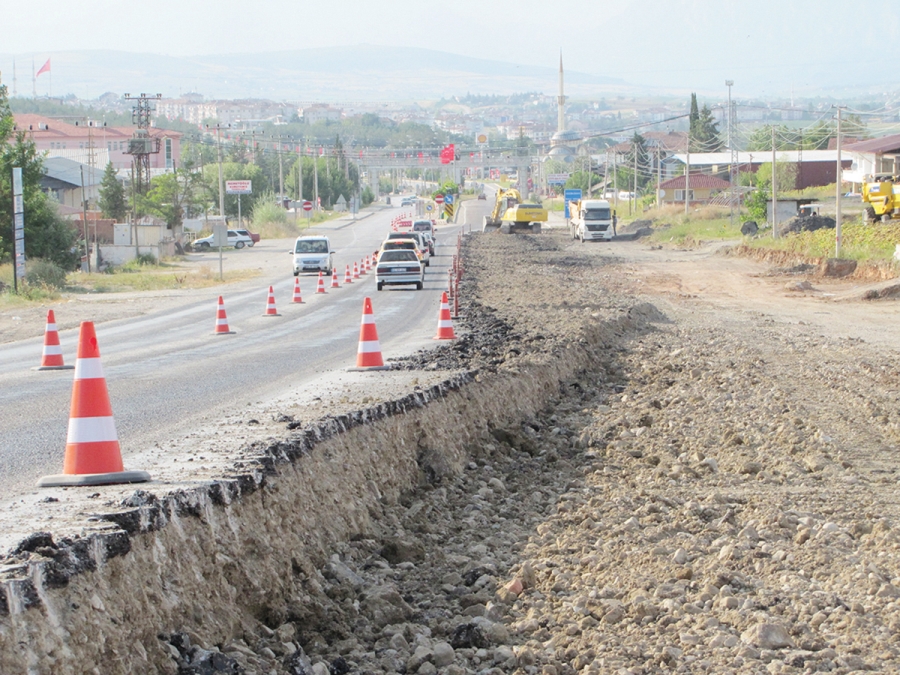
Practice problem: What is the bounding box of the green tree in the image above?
[139,168,208,229]
[98,162,127,221]
[688,94,720,151]
[0,83,79,269]
[200,162,263,218]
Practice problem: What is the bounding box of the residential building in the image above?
[658,174,730,205]
[13,114,182,171]
[841,134,900,185]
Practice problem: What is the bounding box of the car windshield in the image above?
[412,223,431,231]
[295,240,328,254]
[584,208,611,220]
[379,250,418,262]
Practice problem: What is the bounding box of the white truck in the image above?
[568,199,616,242]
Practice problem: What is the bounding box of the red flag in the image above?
[36,58,51,77]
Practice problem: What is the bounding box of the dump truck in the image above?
[482,188,548,234]
[862,174,900,222]
[568,198,617,242]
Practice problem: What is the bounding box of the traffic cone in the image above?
[355,297,387,369]
[331,268,340,288]
[292,277,303,303]
[213,296,235,335]
[35,309,74,370]
[38,322,151,487]
[353,262,360,279]
[434,292,457,340]
[359,259,367,276]
[316,271,326,294]
[344,264,353,284]
[263,285,281,316]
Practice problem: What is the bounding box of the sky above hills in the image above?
[3,0,898,98]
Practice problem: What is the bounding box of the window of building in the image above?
[165,138,173,168]
[674,189,695,201]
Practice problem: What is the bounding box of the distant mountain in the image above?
[0,46,627,101]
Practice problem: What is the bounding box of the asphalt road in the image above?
[0,204,462,498]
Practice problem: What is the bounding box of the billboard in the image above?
[225,180,252,195]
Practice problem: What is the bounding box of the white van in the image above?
[291,236,335,276]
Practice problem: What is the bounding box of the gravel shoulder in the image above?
[7,227,900,674]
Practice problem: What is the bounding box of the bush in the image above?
[134,252,158,266]
[361,185,375,206]
[251,191,289,227]
[25,259,68,289]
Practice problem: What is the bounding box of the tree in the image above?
[139,168,208,230]
[98,162,127,221]
[0,83,79,269]
[689,94,721,152]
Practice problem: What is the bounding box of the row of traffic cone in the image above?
[33,285,455,489]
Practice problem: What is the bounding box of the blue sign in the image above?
[564,188,582,219]
[444,194,454,205]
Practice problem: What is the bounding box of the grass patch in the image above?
[747,222,900,261]
[67,262,261,294]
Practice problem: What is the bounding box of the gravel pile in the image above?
[167,231,900,674]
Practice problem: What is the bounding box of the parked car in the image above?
[234,228,260,244]
[384,231,430,265]
[477,193,487,200]
[192,230,253,250]
[291,236,335,276]
[375,249,424,291]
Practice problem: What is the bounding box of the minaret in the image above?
[557,51,566,134]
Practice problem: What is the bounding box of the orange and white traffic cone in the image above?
[316,271,326,294]
[263,285,280,316]
[37,322,151,487]
[36,309,74,370]
[344,264,353,284]
[331,268,341,288]
[358,259,367,276]
[292,277,303,303]
[353,262,360,279]
[434,291,457,340]
[355,297,388,370]
[213,296,235,335]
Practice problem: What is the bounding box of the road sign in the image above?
[564,188,582,219]
[444,194,454,205]
[225,180,252,195]
[302,200,313,212]
[434,194,444,205]
[548,173,570,185]
[426,204,433,212]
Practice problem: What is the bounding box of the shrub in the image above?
[25,259,68,289]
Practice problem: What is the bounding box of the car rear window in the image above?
[379,250,418,262]
[383,241,417,250]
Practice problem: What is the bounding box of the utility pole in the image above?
[835,106,844,257]
[657,144,662,210]
[80,165,91,273]
[633,141,638,216]
[726,80,736,227]
[313,151,320,212]
[613,152,618,211]
[685,137,690,215]
[277,137,285,208]
[771,125,778,238]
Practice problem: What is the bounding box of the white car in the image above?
[291,236,335,276]
[385,230,430,266]
[192,230,253,250]
[376,249,424,291]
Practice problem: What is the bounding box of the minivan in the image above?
[291,236,335,276]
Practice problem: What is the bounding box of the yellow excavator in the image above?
[862,174,900,222]
[482,188,548,234]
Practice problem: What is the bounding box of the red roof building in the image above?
[12,114,181,171]
[658,173,730,205]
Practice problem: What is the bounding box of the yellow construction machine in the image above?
[861,174,900,222]
[482,188,548,234]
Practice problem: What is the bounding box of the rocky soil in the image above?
[158,230,900,675]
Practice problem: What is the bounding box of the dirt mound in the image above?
[777,213,835,237]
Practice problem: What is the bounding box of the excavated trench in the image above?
[0,233,658,674]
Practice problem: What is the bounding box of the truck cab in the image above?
[569,199,616,242]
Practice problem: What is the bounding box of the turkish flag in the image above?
[36,58,51,77]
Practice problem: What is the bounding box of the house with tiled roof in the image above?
[658,173,730,205]
[12,114,181,171]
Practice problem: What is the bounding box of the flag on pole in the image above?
[36,59,51,77]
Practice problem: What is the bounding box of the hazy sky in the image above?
[4,0,898,96]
